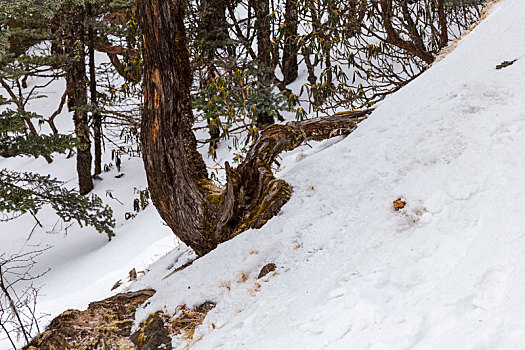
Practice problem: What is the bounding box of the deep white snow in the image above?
[131,1,525,348]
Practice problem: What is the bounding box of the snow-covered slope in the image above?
[132,1,525,348]
[0,59,178,348]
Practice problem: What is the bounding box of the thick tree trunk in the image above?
[138,0,212,255]
[137,0,372,256]
[65,4,93,195]
[251,0,274,128]
[282,0,298,85]
[197,0,230,152]
[88,3,102,176]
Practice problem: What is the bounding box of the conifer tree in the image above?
[0,97,115,238]
[0,0,115,238]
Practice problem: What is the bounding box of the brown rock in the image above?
[258,263,277,279]
[131,312,172,350]
[24,289,155,350]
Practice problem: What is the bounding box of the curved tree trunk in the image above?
[138,0,211,254]
[137,0,372,256]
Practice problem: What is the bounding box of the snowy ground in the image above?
[2,0,525,348]
[130,1,525,348]
[0,67,178,348]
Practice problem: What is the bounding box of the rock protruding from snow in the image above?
[24,290,155,350]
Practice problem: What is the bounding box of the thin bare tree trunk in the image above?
[0,267,29,344]
[0,78,53,164]
[437,0,449,48]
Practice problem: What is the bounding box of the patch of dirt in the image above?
[165,302,216,346]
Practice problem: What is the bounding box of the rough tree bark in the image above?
[197,0,230,66]
[251,0,274,127]
[282,0,298,85]
[87,3,102,176]
[252,0,272,82]
[137,0,371,256]
[64,4,93,195]
[437,0,449,48]
[196,0,231,151]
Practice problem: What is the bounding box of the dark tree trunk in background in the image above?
[137,0,371,256]
[253,0,271,82]
[65,4,93,195]
[197,0,230,151]
[282,0,298,85]
[88,3,102,176]
[304,51,317,86]
[197,0,230,66]
[251,0,274,128]
[437,0,449,48]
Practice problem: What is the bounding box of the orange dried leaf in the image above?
[393,198,406,210]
